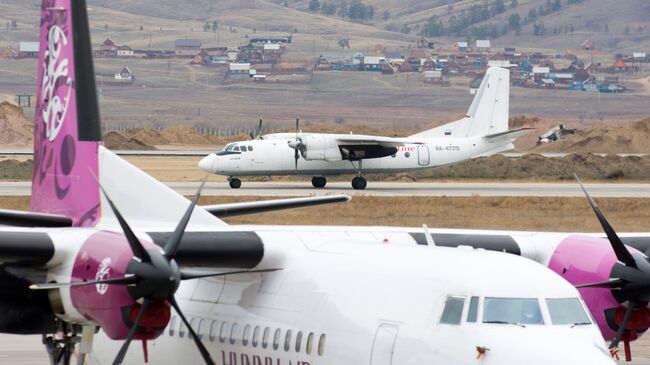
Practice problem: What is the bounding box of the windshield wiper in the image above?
[570,322,591,328]
[484,321,526,328]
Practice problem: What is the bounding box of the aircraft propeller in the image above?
[31,177,280,365]
[287,118,305,172]
[249,118,263,140]
[574,175,650,358]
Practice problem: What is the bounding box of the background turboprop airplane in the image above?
[0,1,615,365]
[198,66,532,190]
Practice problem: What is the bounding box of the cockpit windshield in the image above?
[546,298,591,325]
[483,298,544,325]
[225,144,236,151]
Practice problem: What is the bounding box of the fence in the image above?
[101,123,280,137]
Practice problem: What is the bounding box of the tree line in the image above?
[416,0,585,39]
[309,0,377,23]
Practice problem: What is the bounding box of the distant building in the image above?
[114,66,134,82]
[229,62,251,74]
[100,38,118,52]
[0,46,18,60]
[453,42,468,52]
[476,40,491,51]
[19,42,39,58]
[116,45,134,57]
[361,56,384,71]
[611,59,632,73]
[417,37,434,49]
[580,40,594,51]
[249,35,292,44]
[175,39,202,56]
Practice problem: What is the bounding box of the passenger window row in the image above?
[168,316,326,356]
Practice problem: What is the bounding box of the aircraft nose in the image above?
[198,154,216,172]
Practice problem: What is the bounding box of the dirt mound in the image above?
[0,102,33,147]
[122,128,168,146]
[160,126,223,144]
[0,159,32,181]
[533,118,650,154]
[103,131,155,150]
[510,115,541,129]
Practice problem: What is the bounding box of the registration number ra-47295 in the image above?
[435,145,460,152]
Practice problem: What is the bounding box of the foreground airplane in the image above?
[199,67,531,190]
[0,1,614,365]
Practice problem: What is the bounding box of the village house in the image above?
[229,62,251,75]
[609,59,637,73]
[114,66,134,83]
[175,39,202,56]
[0,46,18,60]
[476,40,491,52]
[453,42,468,53]
[580,40,594,51]
[190,50,211,65]
[417,37,435,49]
[19,42,39,58]
[116,45,134,57]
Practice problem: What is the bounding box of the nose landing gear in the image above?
[311,176,327,188]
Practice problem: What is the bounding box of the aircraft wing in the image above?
[0,209,73,228]
[336,135,421,147]
[203,195,351,218]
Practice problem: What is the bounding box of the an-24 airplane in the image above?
[199,67,531,190]
[0,1,614,365]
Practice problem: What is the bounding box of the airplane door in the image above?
[417,144,430,166]
[370,324,399,365]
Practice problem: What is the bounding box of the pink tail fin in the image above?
[31,0,102,227]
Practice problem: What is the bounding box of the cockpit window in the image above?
[233,146,240,151]
[225,145,235,151]
[483,298,544,325]
[440,296,465,325]
[546,298,591,325]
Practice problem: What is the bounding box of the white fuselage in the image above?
[78,228,613,365]
[200,133,512,177]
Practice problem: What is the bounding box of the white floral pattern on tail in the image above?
[41,25,72,142]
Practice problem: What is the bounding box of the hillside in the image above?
[2,0,648,54]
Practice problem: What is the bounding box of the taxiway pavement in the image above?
[1,181,650,198]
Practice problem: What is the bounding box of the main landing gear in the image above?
[229,177,241,189]
[311,176,327,188]
[350,159,367,190]
[351,176,367,190]
[43,321,80,365]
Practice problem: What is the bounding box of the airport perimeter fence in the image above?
[101,123,280,137]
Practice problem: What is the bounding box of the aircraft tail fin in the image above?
[410,67,510,139]
[31,0,102,226]
[31,0,227,230]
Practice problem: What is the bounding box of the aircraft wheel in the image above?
[312,176,327,188]
[351,176,367,190]
[229,178,242,189]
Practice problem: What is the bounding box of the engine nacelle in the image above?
[548,235,650,341]
[69,231,170,340]
[301,135,342,161]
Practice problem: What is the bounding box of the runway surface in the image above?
[1,334,649,364]
[1,181,650,197]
